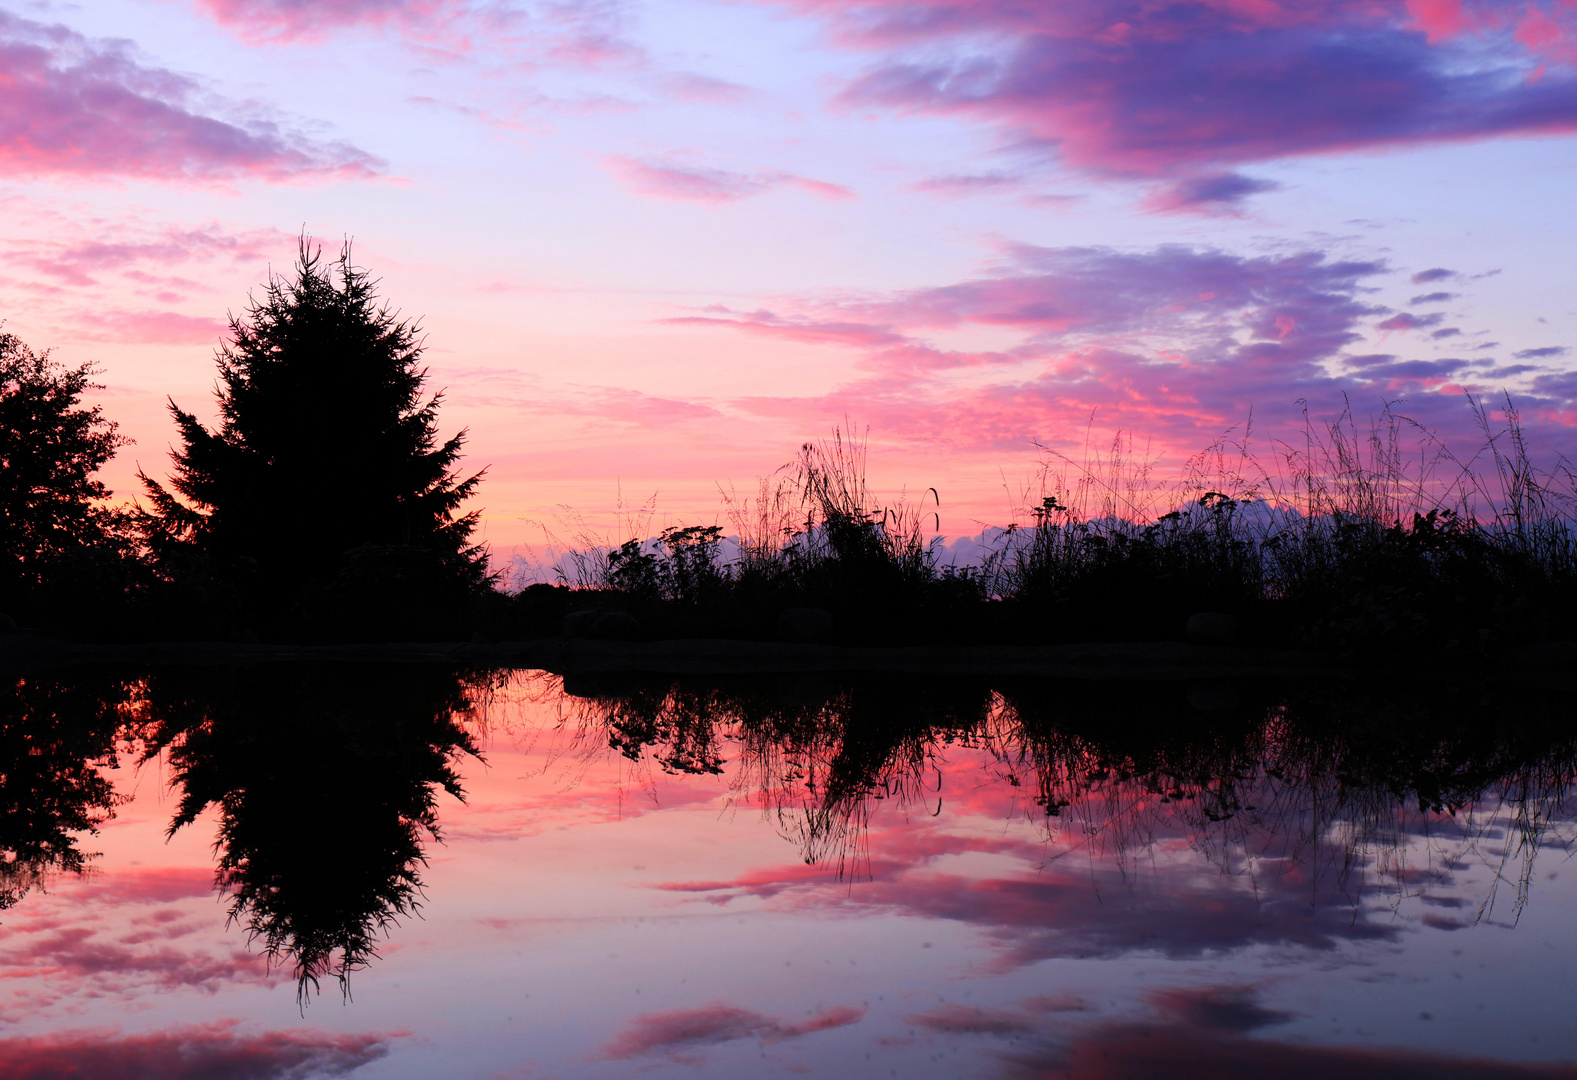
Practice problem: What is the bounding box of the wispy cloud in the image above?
[605,155,854,203]
[0,12,378,182]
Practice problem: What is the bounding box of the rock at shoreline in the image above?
[778,607,835,643]
[1185,612,1239,647]
[0,613,18,635]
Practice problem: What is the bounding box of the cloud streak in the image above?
[0,1021,397,1079]
[606,156,855,203]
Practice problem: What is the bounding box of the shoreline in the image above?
[5,633,1574,682]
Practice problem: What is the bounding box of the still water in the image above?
[1,665,1574,1078]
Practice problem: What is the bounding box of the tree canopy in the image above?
[0,332,129,614]
[140,241,487,630]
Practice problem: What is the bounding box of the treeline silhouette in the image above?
[525,411,1577,656]
[2,240,491,643]
[4,238,1576,653]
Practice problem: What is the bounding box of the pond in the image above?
[1,665,1574,1078]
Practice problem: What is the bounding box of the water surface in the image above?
[1,666,1574,1078]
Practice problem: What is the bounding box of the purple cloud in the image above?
[1145,171,1282,214]
[1411,291,1457,304]
[1412,267,1460,284]
[1377,311,1446,331]
[1516,345,1570,358]
[0,12,377,181]
[764,0,1577,199]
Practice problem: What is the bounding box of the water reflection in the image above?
[136,665,485,999]
[557,673,1577,949]
[2,663,1574,1024]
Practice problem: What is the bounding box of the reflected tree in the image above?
[142,664,484,1001]
[0,673,133,909]
[554,672,1577,920]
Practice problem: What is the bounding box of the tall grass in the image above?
[515,397,1576,652]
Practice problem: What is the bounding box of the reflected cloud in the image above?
[602,1002,865,1062]
[0,1020,397,1079]
[999,994,1577,1079]
[552,673,1577,966]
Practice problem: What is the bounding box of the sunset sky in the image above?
[4,0,1576,558]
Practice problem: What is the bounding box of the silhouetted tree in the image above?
[0,332,137,626]
[139,240,488,636]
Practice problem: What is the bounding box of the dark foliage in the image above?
[138,240,489,639]
[0,333,142,632]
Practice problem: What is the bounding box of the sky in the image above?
[3,0,1577,558]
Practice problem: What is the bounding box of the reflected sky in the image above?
[0,667,1573,1079]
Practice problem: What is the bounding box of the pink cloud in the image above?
[446,371,722,428]
[180,0,650,73]
[0,1020,398,1079]
[606,155,854,203]
[762,0,1577,200]
[66,867,216,905]
[0,925,271,993]
[0,12,379,181]
[190,0,450,42]
[601,1002,865,1061]
[663,72,757,104]
[5,226,282,289]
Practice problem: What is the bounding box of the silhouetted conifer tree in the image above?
[0,332,135,624]
[139,241,488,634]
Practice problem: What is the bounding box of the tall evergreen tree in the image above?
[0,332,132,620]
[140,241,487,631]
